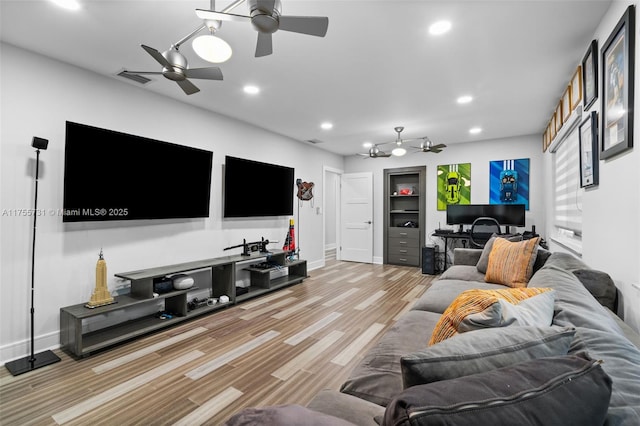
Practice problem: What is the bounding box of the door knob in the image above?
[365,221,372,224]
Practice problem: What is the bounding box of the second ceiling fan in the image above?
[360,127,446,158]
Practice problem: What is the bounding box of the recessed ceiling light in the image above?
[50,0,81,10]
[321,122,333,130]
[363,142,373,148]
[243,85,260,95]
[429,20,451,36]
[457,95,473,104]
[469,127,482,134]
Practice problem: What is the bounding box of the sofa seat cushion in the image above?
[339,310,441,407]
[428,287,554,345]
[484,237,540,287]
[307,389,384,426]
[411,279,506,314]
[401,325,576,388]
[383,354,612,426]
[439,265,486,282]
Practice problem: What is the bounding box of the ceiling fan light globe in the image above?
[392,147,407,156]
[192,35,233,63]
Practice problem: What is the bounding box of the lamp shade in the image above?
[192,34,232,63]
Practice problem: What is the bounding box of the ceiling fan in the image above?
[357,145,392,159]
[195,0,329,57]
[415,137,447,154]
[389,126,447,156]
[122,45,223,95]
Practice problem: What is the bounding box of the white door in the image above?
[340,172,373,263]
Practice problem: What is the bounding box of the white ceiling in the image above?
[0,0,611,157]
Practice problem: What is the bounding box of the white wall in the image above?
[0,43,343,362]
[544,0,640,332]
[323,169,339,249]
[344,135,545,264]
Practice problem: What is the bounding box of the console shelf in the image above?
[60,250,306,357]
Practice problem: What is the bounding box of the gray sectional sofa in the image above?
[226,248,640,425]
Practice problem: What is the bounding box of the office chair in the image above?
[470,217,502,248]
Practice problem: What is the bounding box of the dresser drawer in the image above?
[388,237,420,249]
[388,227,420,240]
[388,253,420,266]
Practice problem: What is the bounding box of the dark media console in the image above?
[59,250,307,357]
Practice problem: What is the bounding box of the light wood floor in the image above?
[0,258,437,425]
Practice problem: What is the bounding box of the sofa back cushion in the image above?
[384,354,612,426]
[401,325,576,388]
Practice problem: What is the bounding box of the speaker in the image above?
[422,246,437,275]
[32,137,49,150]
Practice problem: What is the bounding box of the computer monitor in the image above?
[446,204,525,227]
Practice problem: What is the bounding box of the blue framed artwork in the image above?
[489,158,530,210]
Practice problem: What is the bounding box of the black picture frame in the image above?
[582,40,598,110]
[579,111,599,188]
[601,5,635,160]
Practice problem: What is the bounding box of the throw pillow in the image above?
[476,234,523,274]
[384,353,612,426]
[484,237,540,287]
[458,289,555,332]
[401,325,575,389]
[428,287,553,345]
[224,404,355,426]
[572,269,618,312]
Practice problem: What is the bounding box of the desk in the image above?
[432,231,470,270]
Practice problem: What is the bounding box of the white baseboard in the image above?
[324,243,337,250]
[373,256,383,265]
[307,259,325,271]
[1,331,61,364]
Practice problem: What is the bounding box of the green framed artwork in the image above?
[437,163,471,211]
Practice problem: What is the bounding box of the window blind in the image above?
[553,126,583,235]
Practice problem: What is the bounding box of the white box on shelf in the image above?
[269,267,288,280]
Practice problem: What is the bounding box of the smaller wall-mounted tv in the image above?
[223,156,295,218]
[63,121,213,222]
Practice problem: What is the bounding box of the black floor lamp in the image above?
[5,137,61,376]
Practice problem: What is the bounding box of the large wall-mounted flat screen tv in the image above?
[63,121,213,222]
[446,204,526,227]
[223,156,294,218]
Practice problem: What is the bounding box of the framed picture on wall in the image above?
[601,5,635,160]
[436,163,471,211]
[578,111,599,188]
[582,40,598,109]
[555,104,563,132]
[571,66,582,110]
[489,158,530,210]
[562,86,571,122]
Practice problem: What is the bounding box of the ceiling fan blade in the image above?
[185,67,223,80]
[279,16,329,37]
[255,32,273,57]
[195,9,250,23]
[430,149,443,153]
[123,70,164,75]
[176,79,200,95]
[431,144,447,149]
[141,45,171,68]
[377,152,392,158]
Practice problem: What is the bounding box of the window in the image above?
[551,119,583,254]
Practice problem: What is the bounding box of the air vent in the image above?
[306,139,324,144]
[117,70,152,85]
